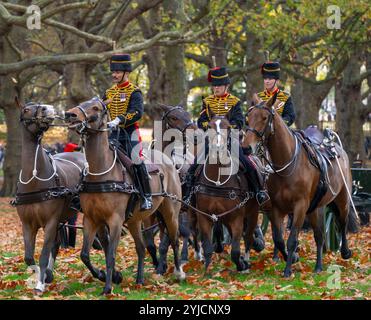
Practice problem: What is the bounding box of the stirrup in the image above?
[140,197,153,211]
[256,190,270,206]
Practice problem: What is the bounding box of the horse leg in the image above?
[22,223,38,273]
[283,205,306,278]
[158,199,185,280]
[96,226,123,285]
[243,206,259,269]
[270,211,288,262]
[156,228,170,275]
[198,215,214,273]
[143,228,158,269]
[309,208,324,273]
[333,188,352,259]
[128,222,146,284]
[35,219,58,293]
[232,214,251,272]
[102,214,123,295]
[179,211,191,264]
[80,217,105,282]
[45,226,63,284]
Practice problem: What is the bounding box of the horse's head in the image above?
[65,97,108,134]
[159,104,197,132]
[206,108,233,162]
[17,98,56,136]
[243,92,280,154]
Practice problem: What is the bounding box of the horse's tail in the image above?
[347,207,360,234]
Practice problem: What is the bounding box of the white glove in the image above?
[107,117,121,129]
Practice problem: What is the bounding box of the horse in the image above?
[65,97,185,294]
[143,104,199,270]
[192,109,259,272]
[243,93,359,277]
[14,101,86,293]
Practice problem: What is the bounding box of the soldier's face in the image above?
[264,78,277,91]
[212,85,228,96]
[112,71,125,83]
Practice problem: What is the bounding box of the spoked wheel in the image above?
[323,207,342,252]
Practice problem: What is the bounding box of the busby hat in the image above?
[207,67,230,86]
[110,54,132,72]
[261,61,280,79]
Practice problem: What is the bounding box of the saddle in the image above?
[113,143,159,175]
[295,125,337,213]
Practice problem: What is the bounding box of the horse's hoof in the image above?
[292,253,299,264]
[214,244,224,254]
[101,287,112,296]
[112,271,123,285]
[156,263,168,275]
[314,266,323,274]
[136,279,144,286]
[341,249,352,260]
[272,256,280,263]
[33,289,44,296]
[283,269,292,278]
[252,239,265,253]
[97,270,106,282]
[174,267,186,281]
[44,269,53,284]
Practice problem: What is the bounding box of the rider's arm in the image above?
[282,96,295,127]
[197,100,209,131]
[120,90,143,127]
[228,101,243,130]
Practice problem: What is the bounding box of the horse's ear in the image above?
[158,103,170,112]
[265,91,278,108]
[252,93,262,106]
[15,96,22,109]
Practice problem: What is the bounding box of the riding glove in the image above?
[107,117,121,129]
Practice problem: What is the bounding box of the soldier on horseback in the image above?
[102,53,153,211]
[253,61,295,126]
[183,66,270,206]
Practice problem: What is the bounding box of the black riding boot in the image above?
[240,153,270,206]
[133,163,153,211]
[183,163,198,201]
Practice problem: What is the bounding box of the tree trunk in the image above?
[163,0,187,108]
[0,36,22,196]
[291,78,333,129]
[335,54,364,164]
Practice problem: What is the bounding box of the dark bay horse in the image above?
[243,94,359,277]
[194,110,259,272]
[14,102,85,293]
[143,104,199,270]
[65,98,185,294]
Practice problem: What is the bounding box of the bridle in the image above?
[161,106,194,133]
[20,103,54,137]
[245,102,300,177]
[245,102,275,144]
[72,97,110,135]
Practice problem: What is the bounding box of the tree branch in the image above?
[0,30,183,74]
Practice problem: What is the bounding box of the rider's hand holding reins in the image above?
[107,117,120,129]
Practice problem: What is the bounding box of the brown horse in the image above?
[243,94,359,277]
[14,101,86,293]
[65,97,185,294]
[143,104,198,271]
[193,110,259,272]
